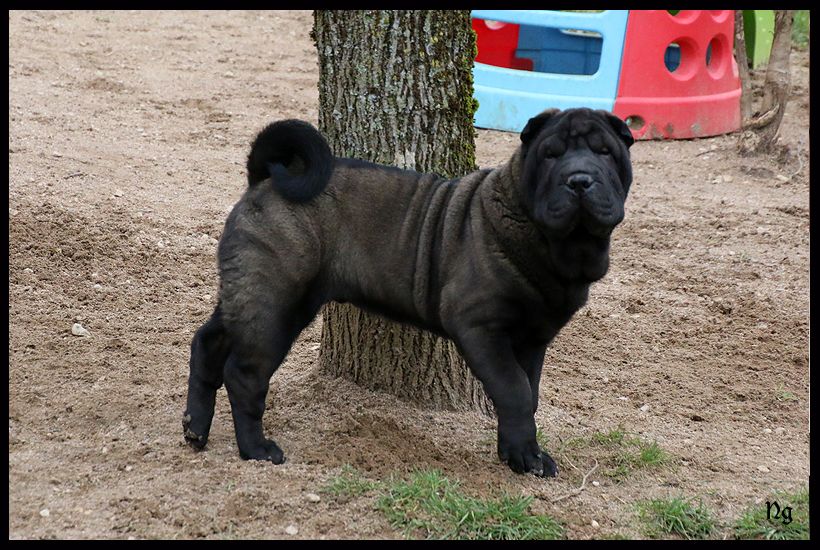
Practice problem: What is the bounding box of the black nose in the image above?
[566,173,595,191]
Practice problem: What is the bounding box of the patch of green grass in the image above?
[322,466,564,540]
[557,435,588,451]
[637,496,717,540]
[638,441,670,467]
[592,427,628,446]
[733,487,809,540]
[576,426,672,481]
[775,383,799,402]
[535,427,550,450]
[376,470,564,540]
[792,10,810,49]
[321,464,382,497]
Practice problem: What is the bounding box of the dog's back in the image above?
[233,121,490,331]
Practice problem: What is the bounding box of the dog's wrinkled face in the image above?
[519,108,634,280]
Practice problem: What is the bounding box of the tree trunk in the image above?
[741,10,794,153]
[312,10,494,415]
[734,10,753,125]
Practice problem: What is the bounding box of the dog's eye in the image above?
[541,140,565,159]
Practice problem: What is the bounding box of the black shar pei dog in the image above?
[183,107,634,478]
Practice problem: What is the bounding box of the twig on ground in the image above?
[550,459,599,503]
[561,453,581,472]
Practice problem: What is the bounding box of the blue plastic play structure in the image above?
[472,10,629,132]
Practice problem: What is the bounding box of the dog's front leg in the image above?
[454,328,558,477]
[513,341,547,415]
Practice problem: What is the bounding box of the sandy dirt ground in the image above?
[9,11,810,540]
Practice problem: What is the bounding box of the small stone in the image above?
[156,240,165,248]
[775,174,790,183]
[23,268,33,274]
[285,524,298,535]
[757,465,770,473]
[639,404,650,412]
[591,480,600,487]
[39,508,50,517]
[93,283,102,291]
[125,465,133,472]
[617,396,629,401]
[774,427,785,435]
[306,493,321,503]
[71,323,90,337]
[723,175,733,183]
[591,519,600,529]
[102,446,109,454]
[763,428,772,434]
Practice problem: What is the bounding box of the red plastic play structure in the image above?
[612,10,741,139]
[472,18,533,71]
[472,10,742,140]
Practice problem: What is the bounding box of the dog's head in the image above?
[518,108,634,280]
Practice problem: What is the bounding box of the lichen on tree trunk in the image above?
[313,10,493,415]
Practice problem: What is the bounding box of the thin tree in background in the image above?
[737,10,796,154]
[734,11,753,124]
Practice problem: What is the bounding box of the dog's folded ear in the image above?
[520,109,560,144]
[602,112,635,148]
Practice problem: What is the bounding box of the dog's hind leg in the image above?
[221,293,321,464]
[183,304,232,450]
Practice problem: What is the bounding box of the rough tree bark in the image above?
[312,10,494,415]
[738,10,795,153]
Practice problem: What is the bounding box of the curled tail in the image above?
[246,119,333,202]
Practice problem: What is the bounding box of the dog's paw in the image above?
[238,439,286,464]
[499,439,559,478]
[536,451,559,478]
[182,413,208,451]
